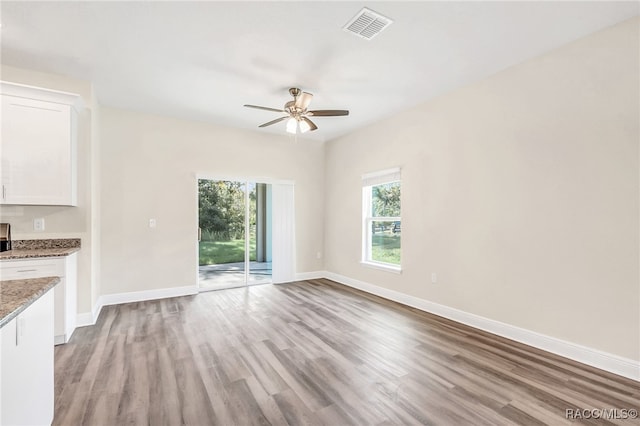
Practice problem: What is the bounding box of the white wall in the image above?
[99,107,324,295]
[324,18,639,362]
[89,86,102,309]
[0,65,97,314]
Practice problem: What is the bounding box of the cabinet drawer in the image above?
[0,258,65,280]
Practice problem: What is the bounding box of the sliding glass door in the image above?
[198,179,272,290]
[248,183,273,285]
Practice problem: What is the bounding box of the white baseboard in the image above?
[323,271,640,382]
[77,296,104,327]
[295,271,326,281]
[76,311,96,328]
[76,285,198,327]
[98,285,198,307]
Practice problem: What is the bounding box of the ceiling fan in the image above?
[244,88,349,134]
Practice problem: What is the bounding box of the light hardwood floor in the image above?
[53,279,640,425]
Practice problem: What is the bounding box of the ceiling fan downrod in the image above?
[289,88,302,99]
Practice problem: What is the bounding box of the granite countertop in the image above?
[0,276,60,329]
[0,238,81,260]
[0,247,80,260]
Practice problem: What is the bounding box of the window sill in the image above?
[360,261,402,274]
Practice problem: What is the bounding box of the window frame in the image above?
[361,168,402,273]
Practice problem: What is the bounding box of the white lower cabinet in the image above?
[1,289,55,426]
[0,253,77,344]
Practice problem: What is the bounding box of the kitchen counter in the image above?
[0,238,81,260]
[1,240,80,343]
[0,276,60,328]
[0,247,80,260]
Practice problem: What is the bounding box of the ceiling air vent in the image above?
[343,7,393,40]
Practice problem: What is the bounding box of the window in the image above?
[362,168,401,272]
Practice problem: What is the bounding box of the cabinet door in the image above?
[1,290,55,425]
[0,257,71,344]
[1,94,74,205]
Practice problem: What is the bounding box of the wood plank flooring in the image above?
[53,279,640,425]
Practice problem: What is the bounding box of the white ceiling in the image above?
[1,1,638,142]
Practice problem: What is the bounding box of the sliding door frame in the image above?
[195,174,294,291]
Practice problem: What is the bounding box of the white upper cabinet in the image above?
[0,81,82,206]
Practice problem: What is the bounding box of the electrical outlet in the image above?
[316,251,322,259]
[149,218,157,228]
[33,218,45,232]
[431,272,437,284]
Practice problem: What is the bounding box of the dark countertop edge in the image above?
[0,247,80,260]
[0,277,60,329]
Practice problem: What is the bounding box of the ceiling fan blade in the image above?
[258,116,289,128]
[295,92,313,110]
[301,116,318,132]
[244,104,284,113]
[308,110,349,116]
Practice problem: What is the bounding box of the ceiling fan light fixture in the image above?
[298,119,311,133]
[286,117,297,134]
